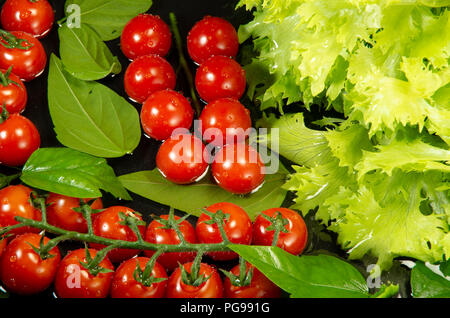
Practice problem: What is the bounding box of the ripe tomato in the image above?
[46,193,103,233]
[0,184,41,236]
[121,14,172,60]
[253,208,308,256]
[212,144,265,194]
[0,113,40,166]
[199,98,252,147]
[91,206,146,263]
[0,68,27,114]
[110,257,167,298]
[195,55,246,103]
[0,233,60,295]
[156,133,209,184]
[187,16,239,64]
[141,89,194,141]
[166,262,223,298]
[54,248,114,298]
[0,31,47,81]
[1,0,54,39]
[224,263,281,298]
[144,214,197,271]
[196,202,252,261]
[124,54,176,104]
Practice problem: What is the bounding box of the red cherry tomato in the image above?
[1,0,54,38]
[124,54,176,104]
[0,68,27,114]
[91,206,146,263]
[0,31,47,81]
[141,89,194,141]
[166,262,223,298]
[110,257,168,298]
[0,233,60,295]
[121,14,172,60]
[156,133,209,184]
[199,98,252,147]
[224,263,281,298]
[195,55,246,103]
[212,143,265,194]
[54,248,114,298]
[187,16,239,64]
[144,214,197,271]
[0,113,40,166]
[196,202,252,261]
[46,193,103,233]
[253,208,308,256]
[0,184,41,236]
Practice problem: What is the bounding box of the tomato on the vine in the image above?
[144,214,198,271]
[141,89,194,141]
[121,14,172,60]
[91,206,146,263]
[0,233,60,295]
[0,113,40,166]
[1,0,54,39]
[0,67,27,114]
[187,16,239,64]
[212,143,265,194]
[196,202,252,261]
[54,248,114,298]
[252,207,308,256]
[111,257,168,298]
[0,233,6,258]
[0,31,47,81]
[46,193,103,233]
[195,55,246,103]
[124,54,176,104]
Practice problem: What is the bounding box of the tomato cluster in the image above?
[0,184,308,298]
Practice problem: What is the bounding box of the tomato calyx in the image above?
[0,29,33,50]
[26,233,58,260]
[179,252,210,287]
[220,257,254,287]
[0,104,9,123]
[261,211,289,246]
[0,66,21,88]
[78,244,115,277]
[71,199,105,215]
[118,211,147,242]
[200,208,231,243]
[133,251,167,287]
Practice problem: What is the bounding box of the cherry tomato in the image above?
[0,113,40,166]
[0,233,60,295]
[124,54,176,104]
[121,14,172,60]
[187,16,239,64]
[111,257,167,298]
[141,89,194,141]
[199,98,251,147]
[46,193,103,233]
[196,202,252,261]
[144,214,197,271]
[54,248,114,298]
[224,263,281,298]
[166,262,223,298]
[91,206,146,263]
[1,0,54,39]
[0,184,41,236]
[156,133,209,184]
[0,68,27,114]
[0,31,47,81]
[253,208,308,256]
[195,55,246,103]
[212,143,265,194]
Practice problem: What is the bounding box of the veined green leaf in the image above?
[411,262,450,298]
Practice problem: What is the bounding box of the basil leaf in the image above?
[65,0,152,41]
[21,147,131,200]
[411,262,450,298]
[48,54,141,158]
[118,169,288,220]
[229,245,369,298]
[59,23,121,81]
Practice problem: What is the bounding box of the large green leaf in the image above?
[48,54,141,158]
[59,23,121,81]
[230,245,369,298]
[411,262,450,298]
[21,148,131,200]
[118,169,288,220]
[65,0,152,41]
